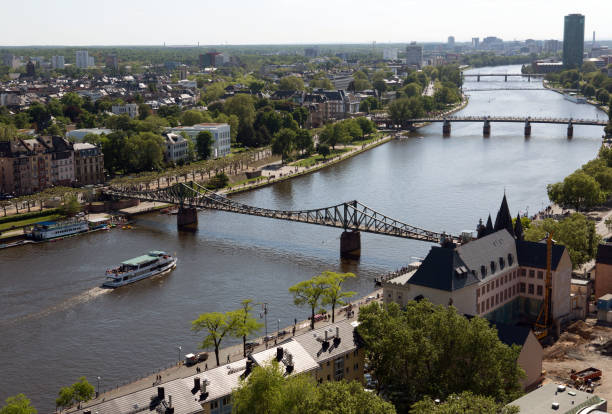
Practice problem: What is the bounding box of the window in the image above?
[487,284,490,293]
[495,293,499,305]
[496,279,499,288]
[508,253,513,265]
[486,298,490,310]
[327,374,330,381]
[537,285,543,296]
[537,271,544,279]
[528,284,534,294]
[490,261,496,273]
[477,303,480,313]
[512,285,516,296]
[520,283,526,293]
[505,274,508,284]
[334,358,345,380]
[223,396,231,405]
[327,361,330,366]
[499,257,505,269]
[521,269,526,277]
[346,354,350,360]
[354,350,358,357]
[481,265,487,278]
[529,270,535,278]
[211,401,219,409]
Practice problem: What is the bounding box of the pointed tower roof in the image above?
[484,214,494,236]
[494,194,515,237]
[514,213,524,241]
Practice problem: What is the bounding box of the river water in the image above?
[0,65,607,409]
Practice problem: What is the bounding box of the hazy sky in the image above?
[2,0,611,46]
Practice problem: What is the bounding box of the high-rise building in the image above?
[447,36,455,47]
[562,13,585,68]
[471,37,480,49]
[51,56,65,69]
[105,54,118,71]
[405,42,422,68]
[75,50,90,69]
[383,48,398,60]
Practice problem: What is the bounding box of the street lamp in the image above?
[177,345,182,363]
[96,376,100,398]
[277,319,280,335]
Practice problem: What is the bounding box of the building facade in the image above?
[163,133,191,163]
[73,143,104,185]
[168,123,231,158]
[51,55,65,70]
[112,104,139,119]
[563,14,585,68]
[75,50,90,69]
[405,42,423,68]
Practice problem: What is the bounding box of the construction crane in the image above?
[534,233,553,340]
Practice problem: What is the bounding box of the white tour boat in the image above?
[31,218,89,240]
[564,92,586,104]
[103,251,177,288]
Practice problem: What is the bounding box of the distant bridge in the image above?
[104,182,457,258]
[373,116,607,137]
[462,73,545,82]
[463,87,547,92]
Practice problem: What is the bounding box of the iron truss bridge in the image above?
[462,73,545,78]
[105,182,455,244]
[463,87,547,92]
[404,116,607,126]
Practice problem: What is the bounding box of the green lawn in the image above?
[291,149,348,168]
[0,214,63,232]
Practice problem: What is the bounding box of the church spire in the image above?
[484,214,494,236]
[494,194,515,237]
[514,213,524,241]
[476,218,486,239]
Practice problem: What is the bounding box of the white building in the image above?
[66,128,112,141]
[51,55,65,70]
[383,48,398,61]
[75,51,90,69]
[163,133,190,163]
[168,123,231,158]
[111,104,139,119]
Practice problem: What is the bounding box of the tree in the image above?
[410,392,519,414]
[232,360,396,414]
[0,394,37,414]
[61,195,81,216]
[235,299,263,357]
[524,213,601,269]
[294,129,313,155]
[320,123,349,150]
[271,128,296,163]
[181,109,205,126]
[401,82,422,98]
[547,171,605,210]
[206,172,229,190]
[278,76,304,91]
[289,274,329,330]
[196,130,213,160]
[357,301,524,412]
[353,78,372,92]
[356,117,376,136]
[320,271,355,322]
[55,377,95,412]
[192,310,240,366]
[317,144,330,159]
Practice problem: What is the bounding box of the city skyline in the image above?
[1,0,611,46]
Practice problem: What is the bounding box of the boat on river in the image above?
[30,218,89,240]
[564,92,586,104]
[103,251,177,288]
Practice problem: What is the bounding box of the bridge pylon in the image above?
[567,121,574,138]
[483,119,491,137]
[524,120,531,137]
[177,206,198,231]
[340,230,361,259]
[443,120,451,137]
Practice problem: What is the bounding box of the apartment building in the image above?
[73,143,104,185]
[168,123,231,158]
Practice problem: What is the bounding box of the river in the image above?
[0,65,607,410]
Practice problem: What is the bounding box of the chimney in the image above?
[243,359,253,378]
[336,326,340,338]
[168,395,172,409]
[276,346,284,361]
[157,387,165,400]
[324,330,328,341]
[201,380,207,394]
[194,377,200,390]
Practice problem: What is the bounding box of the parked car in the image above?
[245,341,258,350]
[309,313,326,322]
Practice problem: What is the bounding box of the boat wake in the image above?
[0,286,111,327]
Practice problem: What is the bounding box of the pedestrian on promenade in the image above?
[205,363,208,370]
[294,318,297,326]
[227,354,230,364]
[292,326,296,336]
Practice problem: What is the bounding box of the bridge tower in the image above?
[524,119,532,137]
[175,182,199,231]
[340,201,361,259]
[442,120,451,137]
[483,119,491,137]
[477,75,480,82]
[504,75,507,82]
[528,74,531,82]
[567,120,574,138]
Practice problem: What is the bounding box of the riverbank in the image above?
[543,80,610,116]
[72,288,384,412]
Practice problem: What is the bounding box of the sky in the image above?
[1,0,611,46]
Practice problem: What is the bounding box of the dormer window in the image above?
[490,261,496,273]
[508,254,513,266]
[499,257,505,270]
[481,265,487,277]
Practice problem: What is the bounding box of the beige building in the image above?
[74,320,364,414]
[0,137,52,195]
[73,143,104,185]
[496,324,543,389]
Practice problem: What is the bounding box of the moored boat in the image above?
[30,218,89,241]
[103,251,177,288]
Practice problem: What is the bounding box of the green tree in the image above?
[357,301,524,412]
[320,271,355,323]
[61,195,81,216]
[206,172,229,190]
[0,394,37,414]
[401,82,422,98]
[547,171,605,210]
[235,299,263,357]
[181,109,205,126]
[294,129,313,155]
[289,274,329,330]
[232,360,396,414]
[271,128,296,163]
[278,75,304,91]
[192,310,240,366]
[317,144,330,159]
[410,392,519,414]
[353,78,372,92]
[320,123,349,150]
[56,386,74,411]
[55,377,94,412]
[356,117,376,136]
[524,213,601,268]
[196,130,213,159]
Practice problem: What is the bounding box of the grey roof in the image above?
[596,243,612,265]
[507,383,606,413]
[408,230,518,292]
[250,340,319,375]
[516,239,566,270]
[494,323,532,347]
[292,319,362,364]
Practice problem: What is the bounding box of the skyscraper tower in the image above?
[562,14,585,68]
